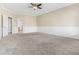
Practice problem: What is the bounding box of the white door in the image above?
[3,15,8,37]
[0,14,2,39]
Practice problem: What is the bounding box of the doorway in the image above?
[8,17,12,35]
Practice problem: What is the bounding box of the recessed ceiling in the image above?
[0,3,73,16]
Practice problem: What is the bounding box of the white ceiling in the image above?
[0,3,73,16]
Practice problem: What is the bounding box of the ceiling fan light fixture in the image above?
[33,6,37,10]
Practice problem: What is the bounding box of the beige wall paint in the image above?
[37,4,79,27]
[17,15,37,27]
[37,4,79,39]
[16,15,37,33]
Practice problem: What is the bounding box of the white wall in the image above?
[37,27,79,39]
[37,27,79,38]
[23,26,37,33]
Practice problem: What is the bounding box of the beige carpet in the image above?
[0,32,79,55]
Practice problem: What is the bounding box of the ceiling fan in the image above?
[28,3,42,10]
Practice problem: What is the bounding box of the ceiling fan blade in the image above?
[37,4,42,6]
[38,6,42,9]
[30,3,34,5]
